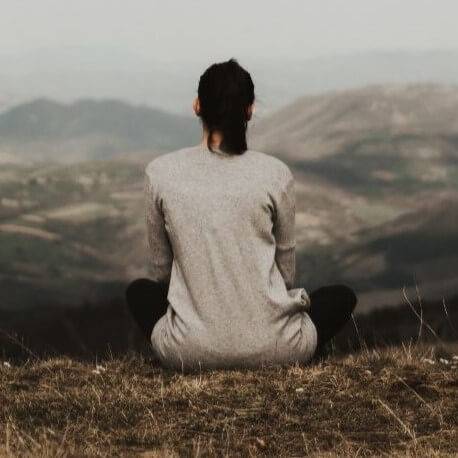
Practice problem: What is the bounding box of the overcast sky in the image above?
[1,0,458,61]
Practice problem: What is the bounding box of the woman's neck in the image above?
[201,129,223,150]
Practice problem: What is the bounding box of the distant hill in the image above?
[328,194,458,311]
[0,98,200,162]
[251,83,458,161]
[251,84,458,309]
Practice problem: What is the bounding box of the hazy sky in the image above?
[1,0,458,61]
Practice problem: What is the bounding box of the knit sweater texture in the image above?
[145,143,317,370]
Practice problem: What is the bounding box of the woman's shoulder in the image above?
[247,149,294,181]
[145,146,194,177]
[145,145,293,183]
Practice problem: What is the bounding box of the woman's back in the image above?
[145,143,317,370]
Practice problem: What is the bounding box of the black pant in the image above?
[125,278,169,339]
[308,284,358,349]
[125,279,357,349]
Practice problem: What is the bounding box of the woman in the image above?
[126,58,357,371]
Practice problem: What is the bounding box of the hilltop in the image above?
[1,345,457,456]
[0,98,200,162]
[251,83,458,161]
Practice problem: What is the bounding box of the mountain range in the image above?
[250,84,458,310]
[1,83,458,313]
[2,48,458,116]
[0,98,199,162]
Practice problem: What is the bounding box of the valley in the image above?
[1,84,458,313]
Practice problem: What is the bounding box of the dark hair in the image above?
[197,58,255,155]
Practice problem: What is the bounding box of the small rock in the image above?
[3,361,11,368]
[256,438,266,448]
[295,387,304,393]
[422,358,435,365]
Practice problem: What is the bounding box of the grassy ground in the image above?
[1,344,457,456]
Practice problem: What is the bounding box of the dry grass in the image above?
[1,344,457,457]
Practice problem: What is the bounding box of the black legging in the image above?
[125,278,169,339]
[125,279,357,349]
[308,284,357,348]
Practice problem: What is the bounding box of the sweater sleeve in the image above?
[272,165,296,290]
[144,169,173,284]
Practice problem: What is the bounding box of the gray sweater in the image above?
[145,143,317,370]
